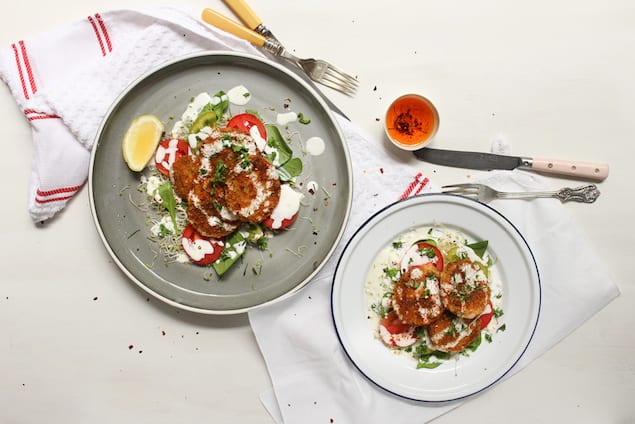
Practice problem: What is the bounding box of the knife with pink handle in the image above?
[414,147,609,181]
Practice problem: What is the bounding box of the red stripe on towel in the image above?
[36,185,82,197]
[88,15,107,56]
[11,43,30,100]
[19,41,37,95]
[95,13,112,53]
[35,194,75,204]
[399,172,430,200]
[24,109,61,121]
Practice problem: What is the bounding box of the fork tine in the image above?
[317,75,357,96]
[441,185,480,196]
[441,183,480,189]
[324,67,359,88]
[442,188,479,194]
[321,72,358,94]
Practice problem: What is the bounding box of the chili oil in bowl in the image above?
[384,94,439,151]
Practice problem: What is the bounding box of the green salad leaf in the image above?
[264,124,292,166]
[157,182,177,232]
[277,158,303,181]
[467,240,488,258]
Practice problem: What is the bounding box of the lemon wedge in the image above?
[122,114,164,172]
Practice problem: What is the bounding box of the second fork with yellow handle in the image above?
[201,8,358,96]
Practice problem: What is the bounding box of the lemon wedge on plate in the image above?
[122,114,164,172]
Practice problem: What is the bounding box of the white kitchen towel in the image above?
[249,169,620,424]
[0,6,263,221]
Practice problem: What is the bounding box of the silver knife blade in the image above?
[414,147,523,170]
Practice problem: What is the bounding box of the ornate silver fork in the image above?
[442,183,600,203]
[202,8,358,96]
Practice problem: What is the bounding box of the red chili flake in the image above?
[375,118,380,121]
[161,330,166,336]
[93,297,98,301]
[332,182,337,186]
[380,168,384,174]
[128,345,134,350]
[330,419,334,423]
[309,188,315,195]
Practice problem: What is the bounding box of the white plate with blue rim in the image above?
[331,193,540,402]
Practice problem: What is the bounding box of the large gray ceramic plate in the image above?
[89,51,352,314]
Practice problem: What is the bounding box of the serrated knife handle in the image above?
[520,157,609,181]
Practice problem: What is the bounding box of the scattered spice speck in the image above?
[373,86,377,91]
[380,168,384,174]
[161,330,166,336]
[93,296,98,301]
[128,345,134,350]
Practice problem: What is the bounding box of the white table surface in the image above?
[1,1,633,423]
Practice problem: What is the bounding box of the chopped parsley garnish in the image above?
[297,112,311,124]
[383,267,400,281]
[211,161,228,183]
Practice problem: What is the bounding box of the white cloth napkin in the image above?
[0,6,263,221]
[249,165,620,423]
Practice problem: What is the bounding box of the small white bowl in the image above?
[384,94,440,151]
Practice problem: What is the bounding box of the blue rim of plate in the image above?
[330,193,541,402]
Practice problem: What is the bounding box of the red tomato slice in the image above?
[262,185,302,230]
[416,242,444,271]
[226,113,267,140]
[380,312,411,335]
[379,312,417,347]
[262,212,298,230]
[479,300,495,330]
[155,138,191,176]
[181,224,223,265]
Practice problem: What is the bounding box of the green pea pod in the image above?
[212,231,246,277]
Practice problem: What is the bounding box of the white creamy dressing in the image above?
[305,136,325,156]
[187,125,214,149]
[155,138,190,171]
[171,92,227,139]
[276,111,298,126]
[227,85,251,106]
[379,325,417,348]
[268,185,304,229]
[306,180,319,195]
[250,125,268,152]
[364,225,504,363]
[182,236,219,261]
[144,175,164,203]
[150,216,176,237]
